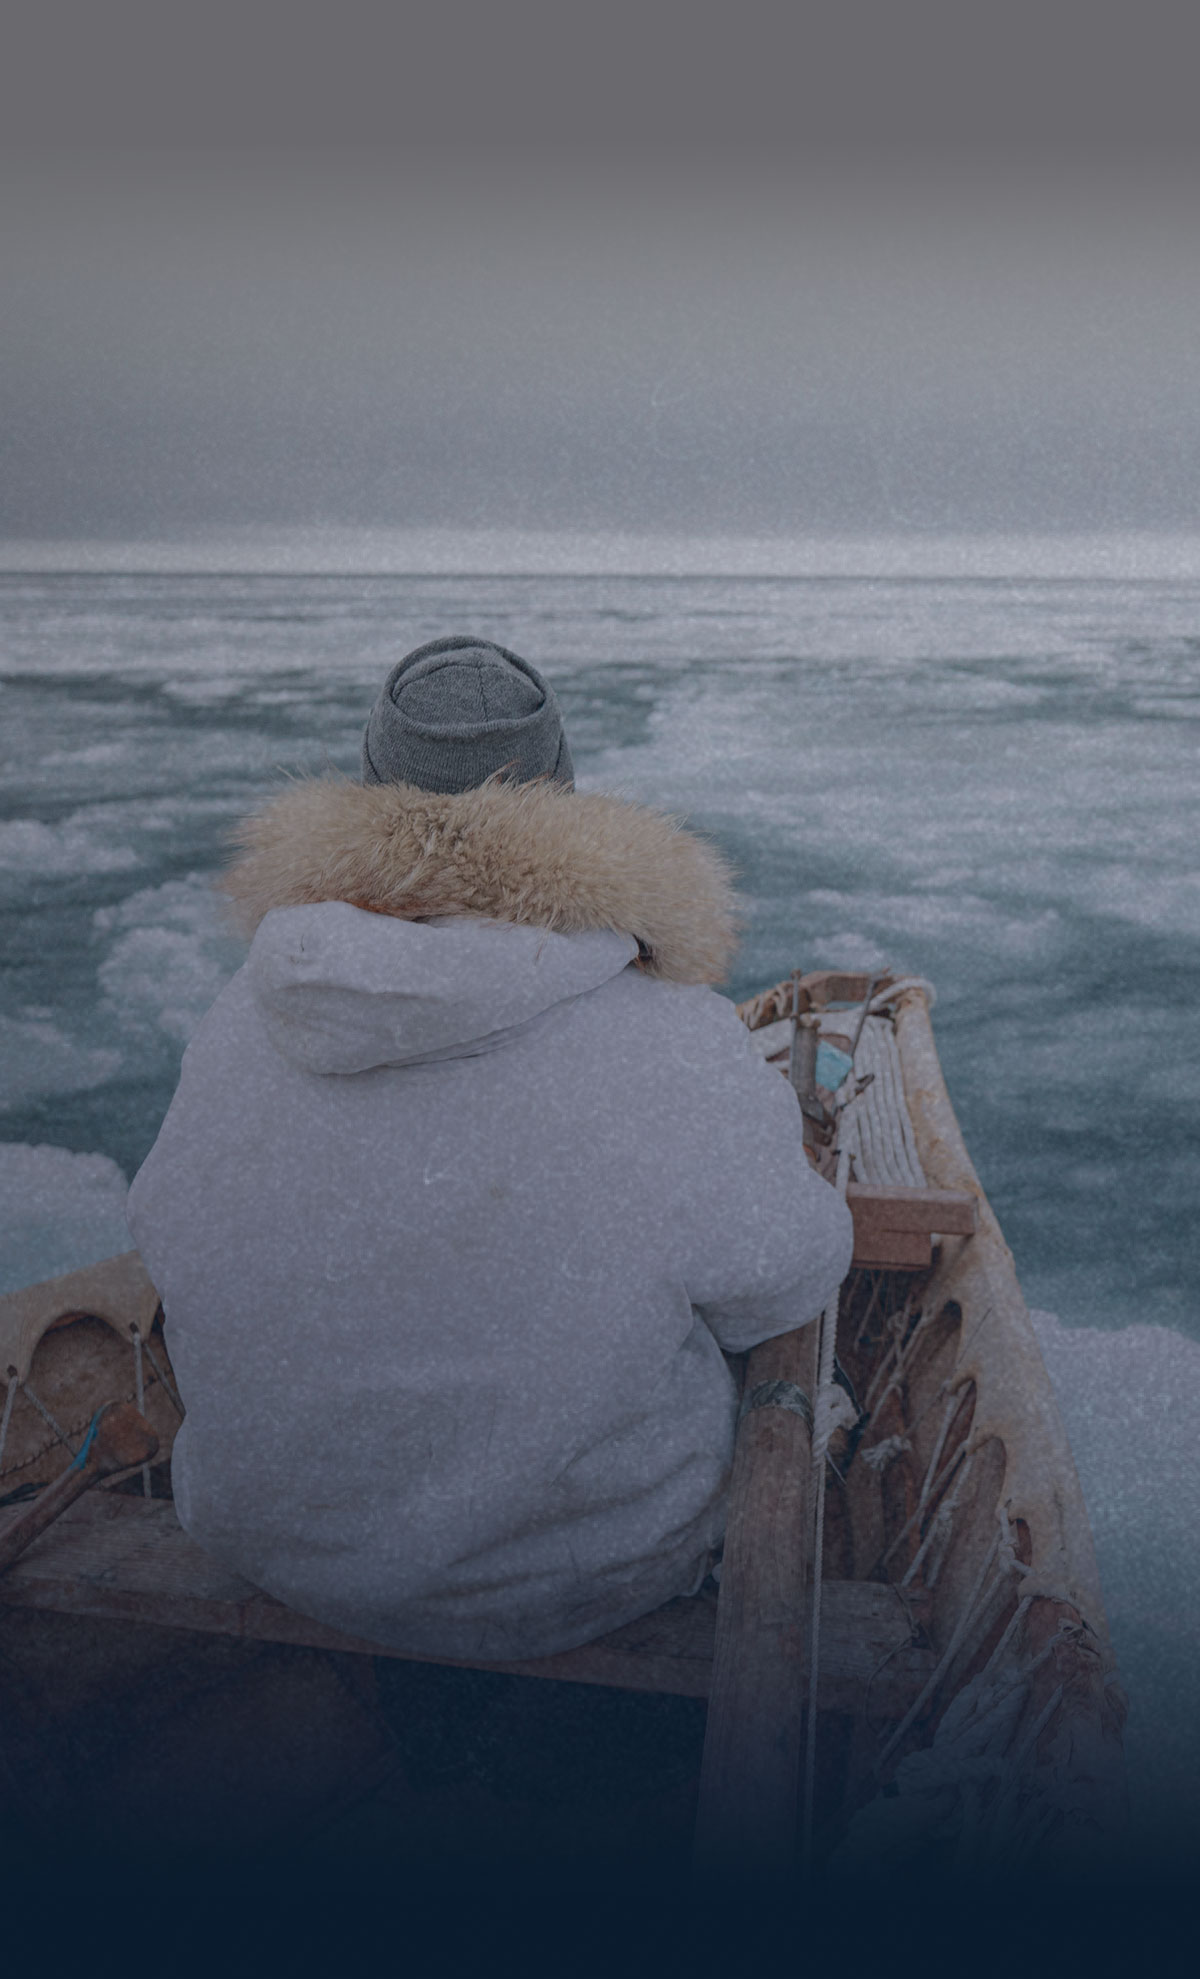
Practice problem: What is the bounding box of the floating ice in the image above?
[95,876,244,1048]
[0,816,141,876]
[0,1142,131,1296]
[0,1014,121,1110]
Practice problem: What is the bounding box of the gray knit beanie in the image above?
[361,636,575,795]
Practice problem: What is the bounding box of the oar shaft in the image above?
[693,1322,818,1883]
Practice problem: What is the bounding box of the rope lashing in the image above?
[859,1433,911,1471]
[847,976,885,1062]
[853,1270,888,1350]
[18,1381,78,1457]
[858,1301,995,1473]
[967,1592,1036,1710]
[876,1527,1009,1774]
[872,1437,972,1579]
[137,1331,184,1417]
[740,1378,813,1430]
[902,1448,976,1591]
[987,1682,1067,1843]
[913,1390,963,1526]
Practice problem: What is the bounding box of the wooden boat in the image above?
[0,970,1126,1874]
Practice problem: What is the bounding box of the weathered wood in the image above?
[853,1229,933,1269]
[737,969,898,1032]
[0,1402,158,1575]
[846,1184,977,1236]
[0,1491,933,1715]
[789,1011,832,1151]
[847,1183,977,1269]
[693,1322,819,1881]
[884,988,1127,1837]
[788,1010,820,1102]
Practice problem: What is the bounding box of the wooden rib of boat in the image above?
[0,970,1126,1871]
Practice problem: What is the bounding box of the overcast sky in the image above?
[4,4,1200,549]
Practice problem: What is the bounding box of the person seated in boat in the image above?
[127,636,853,1663]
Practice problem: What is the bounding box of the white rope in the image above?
[138,1331,184,1417]
[860,1328,901,1417]
[877,1528,1007,1773]
[930,1587,1037,1753]
[860,1298,933,1422]
[973,1593,1036,1699]
[901,1447,976,1590]
[920,1491,966,1592]
[859,1432,910,1471]
[835,1017,927,1189]
[874,1435,972,1577]
[987,1683,1066,1841]
[913,1391,960,1526]
[963,1628,1067,1742]
[130,1326,152,1498]
[869,976,937,1014]
[19,1381,78,1456]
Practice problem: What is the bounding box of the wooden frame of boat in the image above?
[0,971,1125,1871]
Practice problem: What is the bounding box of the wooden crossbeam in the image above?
[847,1183,977,1270]
[0,1493,934,1718]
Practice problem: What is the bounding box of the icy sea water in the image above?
[1,569,1197,1844]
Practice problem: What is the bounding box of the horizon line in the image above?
[4,526,1200,583]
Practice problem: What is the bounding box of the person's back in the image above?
[127,637,853,1660]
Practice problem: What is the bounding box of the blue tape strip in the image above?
[70,1409,102,1471]
[816,1041,854,1090]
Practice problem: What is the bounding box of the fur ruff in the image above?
[220,774,742,985]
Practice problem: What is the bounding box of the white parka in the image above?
[127,774,853,1661]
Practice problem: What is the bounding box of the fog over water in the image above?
[5,148,1200,546]
[0,561,1197,1844]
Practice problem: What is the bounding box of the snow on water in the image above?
[1,567,1197,1837]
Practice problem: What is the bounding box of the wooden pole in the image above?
[693,1321,818,1884]
[789,1010,829,1152]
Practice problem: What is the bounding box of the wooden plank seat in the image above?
[0,1491,935,1718]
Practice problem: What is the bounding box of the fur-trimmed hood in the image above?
[221,774,740,985]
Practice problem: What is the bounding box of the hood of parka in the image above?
[247,907,641,1074]
[220,772,742,1076]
